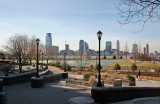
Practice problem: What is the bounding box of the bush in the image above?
[95,64,102,71]
[126,75,135,81]
[156,67,160,73]
[113,55,116,59]
[114,63,121,71]
[83,73,97,81]
[89,76,96,83]
[131,63,137,72]
[62,64,71,71]
[88,64,94,70]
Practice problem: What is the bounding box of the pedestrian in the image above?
[137,70,141,81]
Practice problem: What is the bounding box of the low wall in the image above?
[43,73,63,83]
[91,86,160,103]
[66,78,97,89]
[0,70,49,85]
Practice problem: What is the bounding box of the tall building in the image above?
[84,42,89,52]
[144,47,146,55]
[146,44,149,55]
[106,41,112,53]
[65,44,69,51]
[53,46,59,54]
[46,33,52,46]
[132,44,138,54]
[79,40,84,52]
[116,40,120,58]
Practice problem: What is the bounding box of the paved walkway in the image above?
[4,79,90,104]
[3,67,160,104]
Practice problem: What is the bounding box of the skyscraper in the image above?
[106,41,112,53]
[146,44,149,55]
[116,40,120,58]
[84,42,89,52]
[65,44,69,51]
[144,47,146,54]
[46,33,52,46]
[132,44,138,54]
[79,40,84,52]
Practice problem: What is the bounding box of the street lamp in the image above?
[97,30,102,87]
[64,41,66,72]
[64,49,66,72]
[42,52,44,71]
[36,38,40,78]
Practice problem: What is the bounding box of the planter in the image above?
[0,91,7,104]
[62,72,68,78]
[31,76,44,88]
[104,78,122,86]
[66,78,98,89]
[122,78,135,86]
[0,79,3,91]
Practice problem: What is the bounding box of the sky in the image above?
[0,0,160,53]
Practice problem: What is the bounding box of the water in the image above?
[66,60,118,66]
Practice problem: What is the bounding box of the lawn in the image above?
[102,59,160,72]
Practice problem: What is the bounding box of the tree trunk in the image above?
[19,57,22,73]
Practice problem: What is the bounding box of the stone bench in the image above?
[91,86,160,103]
[68,97,94,104]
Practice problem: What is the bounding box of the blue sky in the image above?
[0,0,160,53]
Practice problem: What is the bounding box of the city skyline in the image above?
[0,0,160,53]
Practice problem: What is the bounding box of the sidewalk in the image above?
[4,79,90,104]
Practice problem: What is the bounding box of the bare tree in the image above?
[118,0,160,30]
[5,34,29,73]
[27,36,36,65]
[45,45,54,65]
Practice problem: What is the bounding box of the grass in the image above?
[102,59,159,71]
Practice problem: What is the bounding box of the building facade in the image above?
[144,47,146,55]
[146,44,149,55]
[46,33,52,46]
[84,42,89,52]
[79,40,84,52]
[65,44,69,51]
[132,44,138,54]
[116,40,120,58]
[53,46,59,54]
[106,41,112,53]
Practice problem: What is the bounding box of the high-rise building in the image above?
[53,46,59,54]
[146,44,149,55]
[132,44,138,54]
[144,47,146,54]
[106,41,112,53]
[84,42,89,52]
[116,40,120,58]
[65,44,69,51]
[79,40,84,52]
[46,33,52,46]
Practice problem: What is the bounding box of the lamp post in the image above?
[64,50,66,72]
[42,52,44,71]
[36,38,40,78]
[64,41,66,72]
[97,30,102,87]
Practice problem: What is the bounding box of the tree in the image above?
[88,64,94,70]
[113,55,116,59]
[5,34,29,73]
[131,63,137,72]
[45,45,54,65]
[120,55,123,59]
[95,64,102,71]
[27,36,36,65]
[118,0,160,31]
[0,53,6,61]
[114,63,121,71]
